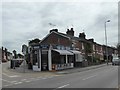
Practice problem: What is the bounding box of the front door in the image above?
[41,50,48,71]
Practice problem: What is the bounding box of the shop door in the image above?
[41,50,48,71]
[33,50,40,68]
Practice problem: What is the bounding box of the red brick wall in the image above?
[41,32,71,46]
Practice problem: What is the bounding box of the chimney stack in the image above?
[88,38,94,42]
[66,28,74,36]
[79,32,86,39]
[50,29,58,33]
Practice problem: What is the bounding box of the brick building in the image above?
[2,47,12,62]
[28,28,118,71]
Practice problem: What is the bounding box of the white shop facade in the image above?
[30,44,83,71]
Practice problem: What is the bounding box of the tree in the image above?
[17,53,24,58]
[13,50,17,59]
[29,38,40,45]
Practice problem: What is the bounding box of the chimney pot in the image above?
[66,28,74,36]
[50,29,58,33]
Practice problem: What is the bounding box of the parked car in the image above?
[112,58,120,65]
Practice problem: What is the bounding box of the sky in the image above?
[1,0,118,54]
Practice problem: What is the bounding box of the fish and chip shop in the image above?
[29,44,84,71]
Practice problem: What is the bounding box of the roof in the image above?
[58,32,87,42]
[69,50,81,54]
[40,30,91,44]
[57,32,90,43]
[53,49,73,55]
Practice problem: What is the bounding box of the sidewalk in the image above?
[3,61,56,77]
[55,63,109,74]
[4,61,110,75]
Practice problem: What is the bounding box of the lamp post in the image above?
[105,20,110,65]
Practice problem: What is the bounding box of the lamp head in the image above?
[107,20,110,22]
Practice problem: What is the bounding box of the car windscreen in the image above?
[113,59,120,61]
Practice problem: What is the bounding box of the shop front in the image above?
[32,44,51,71]
[31,44,84,71]
[51,49,74,71]
[69,50,84,67]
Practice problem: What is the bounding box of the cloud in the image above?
[2,2,118,53]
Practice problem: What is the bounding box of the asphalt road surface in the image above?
[2,64,119,89]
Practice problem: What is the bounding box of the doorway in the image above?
[41,50,48,71]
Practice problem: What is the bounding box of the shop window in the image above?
[61,56,66,64]
[68,56,73,63]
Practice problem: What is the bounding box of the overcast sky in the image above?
[2,0,118,53]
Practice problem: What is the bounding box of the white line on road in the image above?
[2,73,11,77]
[9,75,20,78]
[58,84,70,88]
[42,78,47,79]
[21,79,27,81]
[37,77,42,79]
[35,78,42,80]
[30,78,35,80]
[25,81,31,82]
[11,81,17,83]
[0,78,13,83]
[2,73,20,78]
[47,76,54,78]
[14,82,22,84]
[4,84,13,87]
[30,78,42,81]
[82,75,97,80]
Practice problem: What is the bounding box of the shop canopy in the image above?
[69,50,81,54]
[53,49,73,55]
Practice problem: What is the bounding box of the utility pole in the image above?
[104,20,110,65]
[22,44,27,73]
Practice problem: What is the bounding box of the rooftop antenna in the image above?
[67,26,69,29]
[71,24,74,28]
[83,29,85,33]
[48,23,56,28]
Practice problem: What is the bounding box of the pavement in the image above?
[2,63,119,89]
[55,63,108,74]
[3,61,109,76]
[2,61,56,77]
[2,61,118,89]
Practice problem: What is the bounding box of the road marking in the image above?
[14,82,22,84]
[9,75,20,78]
[35,78,41,80]
[0,78,13,83]
[30,78,40,81]
[82,75,97,80]
[25,81,31,82]
[2,73,20,78]
[11,81,17,83]
[37,77,42,79]
[42,78,47,79]
[58,84,70,88]
[2,73,10,77]
[30,78,35,79]
[47,76,54,78]
[4,84,13,87]
[21,79,27,81]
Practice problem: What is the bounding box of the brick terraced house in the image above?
[27,28,118,71]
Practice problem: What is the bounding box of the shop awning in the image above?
[53,49,73,55]
[69,50,81,54]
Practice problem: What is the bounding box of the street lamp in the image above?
[105,20,110,65]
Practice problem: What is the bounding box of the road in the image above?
[2,62,119,89]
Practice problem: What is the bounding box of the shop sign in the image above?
[40,45,49,49]
[33,46,39,49]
